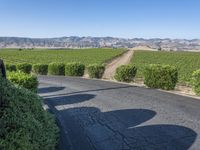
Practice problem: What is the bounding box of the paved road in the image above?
[38,76,200,150]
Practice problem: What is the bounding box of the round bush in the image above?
[7,71,38,92]
[144,64,178,90]
[87,64,105,78]
[65,62,85,76]
[0,77,58,150]
[114,65,137,82]
[191,69,200,95]
[32,64,48,75]
[6,64,17,72]
[17,63,32,74]
[48,63,65,76]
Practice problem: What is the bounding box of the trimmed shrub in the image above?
[32,64,48,75]
[48,63,65,76]
[5,64,17,72]
[191,69,200,95]
[7,71,38,92]
[87,64,105,78]
[144,64,178,90]
[17,63,32,74]
[65,62,85,76]
[114,65,137,82]
[0,77,59,150]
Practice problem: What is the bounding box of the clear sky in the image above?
[0,0,199,39]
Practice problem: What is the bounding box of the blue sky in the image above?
[0,0,199,39]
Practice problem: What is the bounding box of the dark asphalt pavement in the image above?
[38,76,200,150]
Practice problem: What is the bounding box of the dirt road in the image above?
[103,50,134,79]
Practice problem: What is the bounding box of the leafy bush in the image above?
[191,69,200,95]
[5,64,17,72]
[114,65,137,82]
[0,77,58,150]
[65,62,85,76]
[32,64,48,75]
[7,71,38,92]
[17,63,32,74]
[48,63,65,76]
[144,64,178,90]
[87,64,105,78]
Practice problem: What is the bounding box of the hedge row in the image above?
[0,77,59,150]
[114,64,178,90]
[32,64,48,75]
[6,63,106,79]
[5,63,200,94]
[87,64,105,79]
[143,64,178,90]
[6,63,32,74]
[114,64,200,95]
[48,63,65,76]
[65,62,85,76]
[7,71,38,92]
[17,63,32,74]
[114,65,137,82]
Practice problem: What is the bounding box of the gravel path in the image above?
[39,76,200,150]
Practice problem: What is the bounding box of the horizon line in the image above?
[0,36,199,40]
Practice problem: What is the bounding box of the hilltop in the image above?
[0,36,200,51]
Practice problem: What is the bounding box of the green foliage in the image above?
[48,63,65,76]
[32,64,48,75]
[131,50,200,83]
[191,69,200,95]
[7,71,38,92]
[65,62,85,76]
[0,78,59,150]
[144,64,178,90]
[114,65,137,82]
[5,64,17,72]
[17,63,32,74]
[87,64,105,79]
[1,48,125,66]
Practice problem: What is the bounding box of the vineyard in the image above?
[0,48,125,65]
[131,50,200,83]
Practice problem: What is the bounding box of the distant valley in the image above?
[0,36,200,51]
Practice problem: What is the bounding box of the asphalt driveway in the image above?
[38,76,200,150]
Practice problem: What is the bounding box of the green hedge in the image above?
[17,63,32,74]
[87,64,105,78]
[6,64,17,72]
[191,69,200,95]
[65,62,85,76]
[114,65,137,82]
[144,64,178,90]
[32,64,48,75]
[48,63,65,76]
[7,71,38,92]
[0,77,58,150]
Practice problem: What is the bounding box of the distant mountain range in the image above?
[0,36,200,51]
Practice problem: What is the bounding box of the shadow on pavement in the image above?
[43,94,97,150]
[40,85,197,150]
[58,107,197,150]
[38,86,65,94]
[42,85,133,98]
[44,94,96,106]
